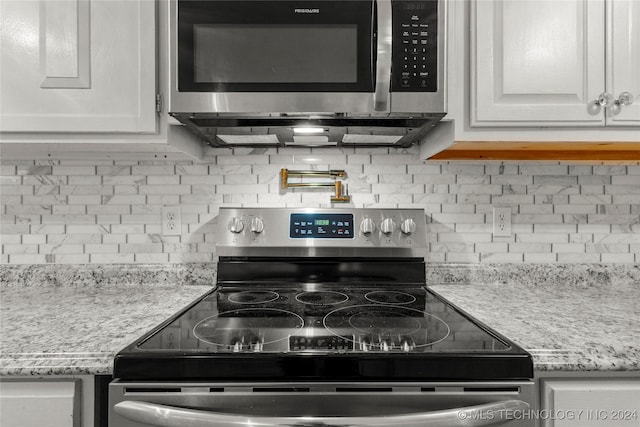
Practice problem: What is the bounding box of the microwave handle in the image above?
[114,399,530,427]
[374,0,393,111]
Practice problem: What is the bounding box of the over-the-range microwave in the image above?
[168,0,447,148]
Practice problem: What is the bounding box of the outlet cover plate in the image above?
[493,207,511,237]
[162,206,181,236]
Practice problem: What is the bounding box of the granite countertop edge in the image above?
[1,263,639,377]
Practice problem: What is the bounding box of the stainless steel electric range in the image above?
[109,208,534,427]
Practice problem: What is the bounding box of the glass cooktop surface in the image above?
[136,285,510,354]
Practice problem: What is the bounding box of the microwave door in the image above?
[171,0,388,114]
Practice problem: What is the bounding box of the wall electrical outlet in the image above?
[162,206,182,236]
[493,207,512,237]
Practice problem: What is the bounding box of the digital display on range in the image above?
[290,213,354,239]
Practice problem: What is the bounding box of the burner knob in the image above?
[250,217,264,233]
[360,217,376,235]
[381,339,393,352]
[380,218,396,235]
[228,217,244,234]
[400,337,416,352]
[250,336,263,352]
[230,338,242,352]
[361,337,371,352]
[400,218,417,235]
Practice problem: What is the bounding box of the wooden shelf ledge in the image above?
[430,142,640,162]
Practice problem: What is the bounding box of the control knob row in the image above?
[360,217,417,235]
[229,216,416,235]
[228,217,264,234]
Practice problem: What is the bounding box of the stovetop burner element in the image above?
[348,307,423,336]
[295,291,349,306]
[193,308,304,351]
[323,304,451,351]
[364,291,417,305]
[228,291,279,304]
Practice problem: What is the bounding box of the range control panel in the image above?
[391,0,439,92]
[216,208,428,258]
[290,213,354,239]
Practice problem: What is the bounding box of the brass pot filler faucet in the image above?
[280,168,351,203]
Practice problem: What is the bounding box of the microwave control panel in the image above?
[391,0,439,92]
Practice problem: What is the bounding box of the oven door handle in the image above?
[114,399,529,427]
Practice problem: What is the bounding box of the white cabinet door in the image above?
[0,380,81,427]
[541,379,640,427]
[471,0,606,126]
[606,0,640,126]
[0,0,156,133]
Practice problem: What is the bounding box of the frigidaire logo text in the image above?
[294,8,320,13]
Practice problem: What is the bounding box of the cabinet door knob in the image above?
[615,92,634,107]
[596,92,614,107]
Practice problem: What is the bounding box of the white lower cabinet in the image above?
[0,379,80,427]
[540,379,640,427]
[0,376,97,427]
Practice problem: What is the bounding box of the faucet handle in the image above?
[331,180,351,203]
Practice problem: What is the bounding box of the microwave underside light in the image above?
[170,113,445,148]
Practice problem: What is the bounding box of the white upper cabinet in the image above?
[607,0,640,126]
[471,0,639,127]
[0,0,156,133]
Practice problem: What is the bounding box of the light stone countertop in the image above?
[1,263,639,376]
[0,282,211,376]
[429,281,640,373]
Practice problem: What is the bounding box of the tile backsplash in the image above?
[1,146,639,264]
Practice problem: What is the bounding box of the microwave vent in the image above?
[341,134,404,144]
[217,134,279,145]
[291,136,332,145]
[170,113,445,148]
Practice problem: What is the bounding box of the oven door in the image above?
[109,381,535,427]
[170,0,392,113]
